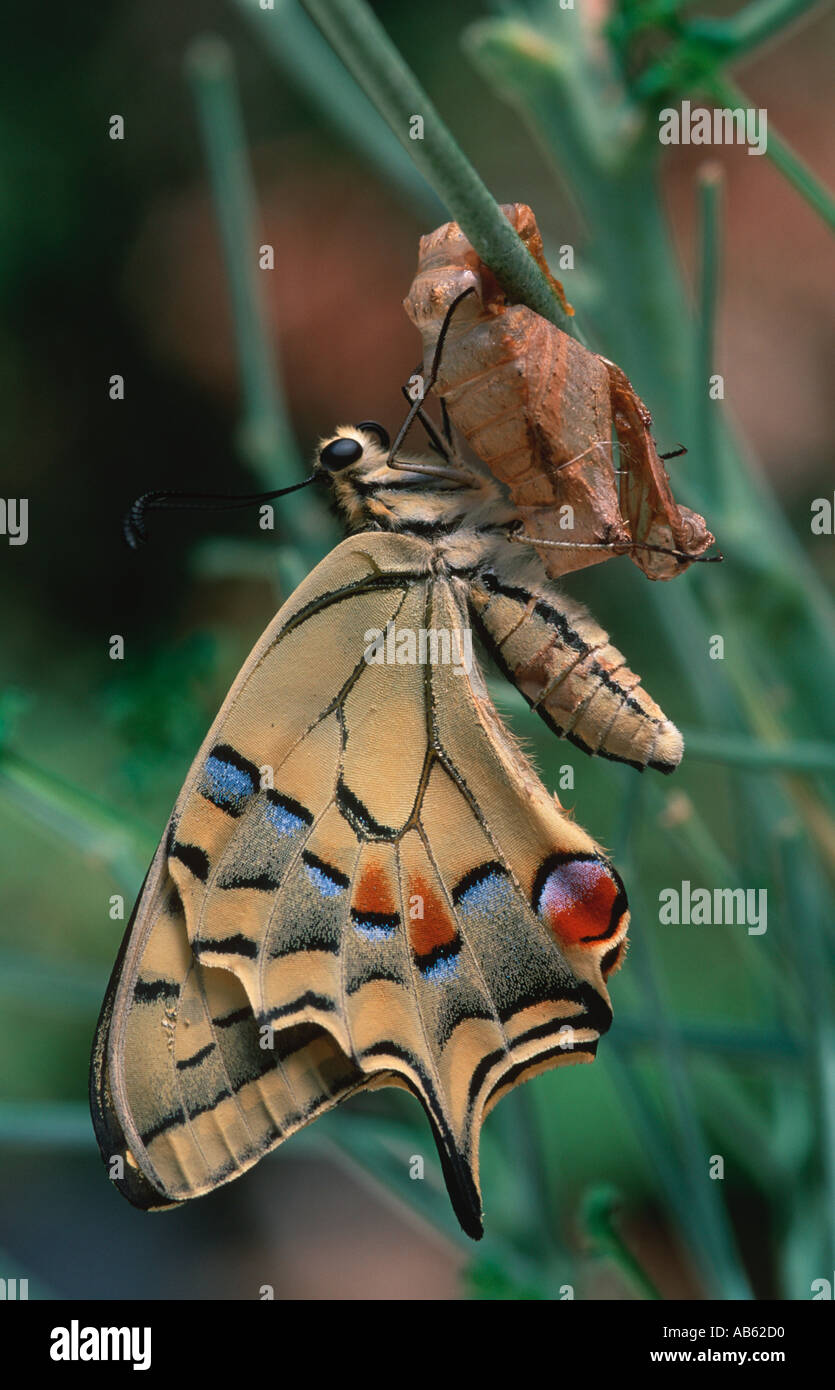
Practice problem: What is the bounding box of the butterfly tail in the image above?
[430,1119,485,1240]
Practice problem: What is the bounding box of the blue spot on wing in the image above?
[454,862,510,914]
[351,911,398,942]
[422,954,459,983]
[265,798,307,838]
[306,865,344,898]
[201,748,257,815]
[302,851,348,899]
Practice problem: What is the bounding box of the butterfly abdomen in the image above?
[469,567,683,774]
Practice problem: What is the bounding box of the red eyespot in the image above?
[534,854,626,946]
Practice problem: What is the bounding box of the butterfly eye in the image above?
[354,420,391,451]
[319,436,364,471]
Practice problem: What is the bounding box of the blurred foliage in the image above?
[0,0,833,1300]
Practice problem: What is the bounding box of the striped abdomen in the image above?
[469,569,683,774]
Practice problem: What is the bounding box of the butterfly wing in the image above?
[91,532,628,1239]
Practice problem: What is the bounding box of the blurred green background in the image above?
[1,0,833,1299]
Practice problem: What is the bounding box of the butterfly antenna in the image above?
[440,398,453,449]
[124,476,316,549]
[398,384,452,462]
[387,286,476,467]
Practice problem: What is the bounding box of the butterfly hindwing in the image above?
[91,531,628,1237]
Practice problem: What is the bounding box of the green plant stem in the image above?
[761,121,835,232]
[298,0,574,331]
[696,163,724,505]
[690,1063,783,1184]
[582,1186,661,1299]
[604,1049,713,1280]
[689,0,823,55]
[778,836,835,1258]
[464,18,694,419]
[614,777,754,1298]
[186,36,324,582]
[630,909,754,1297]
[679,731,835,773]
[233,0,442,219]
[469,16,835,740]
[518,1086,567,1264]
[0,749,152,888]
[714,78,835,232]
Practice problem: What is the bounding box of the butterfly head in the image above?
[316,421,392,480]
[315,422,499,536]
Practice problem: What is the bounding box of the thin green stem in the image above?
[298,0,574,330]
[762,121,835,232]
[715,78,835,232]
[518,1085,567,1262]
[689,0,823,56]
[696,163,724,506]
[614,777,754,1299]
[629,911,754,1297]
[186,36,324,578]
[465,17,692,404]
[233,0,441,219]
[604,1050,715,1282]
[778,837,835,1258]
[582,1186,661,1300]
[187,38,292,477]
[0,749,152,887]
[679,730,835,773]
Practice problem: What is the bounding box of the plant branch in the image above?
[581,1186,661,1300]
[233,0,442,218]
[688,0,824,56]
[715,78,835,232]
[680,730,835,773]
[186,36,325,580]
[299,0,574,330]
[696,162,724,505]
